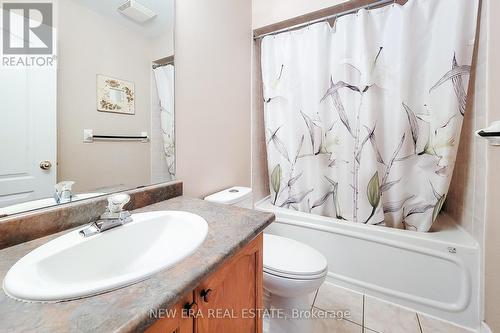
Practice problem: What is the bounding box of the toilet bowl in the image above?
[263,234,327,333]
[204,188,328,333]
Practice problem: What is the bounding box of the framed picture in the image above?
[96,75,135,114]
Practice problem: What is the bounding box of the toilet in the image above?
[204,186,253,208]
[205,187,328,333]
[263,234,327,333]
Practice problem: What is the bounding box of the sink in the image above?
[3,211,208,302]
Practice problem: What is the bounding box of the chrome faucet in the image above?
[54,181,75,204]
[79,193,133,237]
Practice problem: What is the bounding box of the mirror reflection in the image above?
[0,0,175,217]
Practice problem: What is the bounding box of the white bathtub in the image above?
[255,197,480,330]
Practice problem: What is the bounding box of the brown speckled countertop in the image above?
[0,196,275,333]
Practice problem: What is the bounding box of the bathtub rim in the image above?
[255,195,479,250]
[255,195,480,316]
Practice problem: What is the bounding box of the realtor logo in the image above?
[2,2,53,55]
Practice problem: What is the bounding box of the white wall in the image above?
[252,0,347,28]
[150,26,175,62]
[175,0,252,198]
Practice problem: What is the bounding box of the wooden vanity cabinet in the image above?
[146,234,263,333]
[146,292,194,333]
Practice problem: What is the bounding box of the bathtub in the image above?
[255,197,480,330]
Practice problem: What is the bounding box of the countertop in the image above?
[0,196,275,333]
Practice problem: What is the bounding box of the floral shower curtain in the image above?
[153,65,175,179]
[261,0,479,232]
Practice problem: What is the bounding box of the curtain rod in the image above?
[152,62,174,69]
[253,0,397,40]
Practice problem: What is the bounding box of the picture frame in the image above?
[96,75,135,115]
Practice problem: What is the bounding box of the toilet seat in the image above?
[263,234,328,280]
[264,267,328,280]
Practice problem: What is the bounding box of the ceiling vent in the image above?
[118,0,157,23]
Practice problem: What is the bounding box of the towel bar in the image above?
[83,129,149,143]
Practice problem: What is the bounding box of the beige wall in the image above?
[445,0,488,320]
[252,0,347,28]
[447,0,500,330]
[174,0,252,198]
[251,40,269,203]
[446,0,488,243]
[57,0,174,193]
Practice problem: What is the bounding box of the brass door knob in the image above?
[40,161,52,170]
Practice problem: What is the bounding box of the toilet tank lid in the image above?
[204,187,252,205]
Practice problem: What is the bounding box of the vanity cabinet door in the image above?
[194,234,263,333]
[146,292,194,333]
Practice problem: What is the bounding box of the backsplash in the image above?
[0,181,183,249]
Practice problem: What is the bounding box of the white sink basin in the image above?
[3,211,208,302]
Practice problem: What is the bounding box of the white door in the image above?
[0,65,57,208]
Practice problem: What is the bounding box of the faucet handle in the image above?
[107,193,131,213]
[55,181,75,194]
[54,181,75,203]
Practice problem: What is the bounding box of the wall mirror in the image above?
[0,0,175,217]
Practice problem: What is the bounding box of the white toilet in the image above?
[204,186,253,208]
[263,234,327,333]
[205,187,328,333]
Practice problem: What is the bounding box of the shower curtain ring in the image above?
[333,14,338,27]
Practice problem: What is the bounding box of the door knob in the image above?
[200,288,212,303]
[40,161,52,170]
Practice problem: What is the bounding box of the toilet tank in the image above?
[204,187,253,209]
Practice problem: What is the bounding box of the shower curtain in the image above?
[261,0,479,232]
[153,65,175,179]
